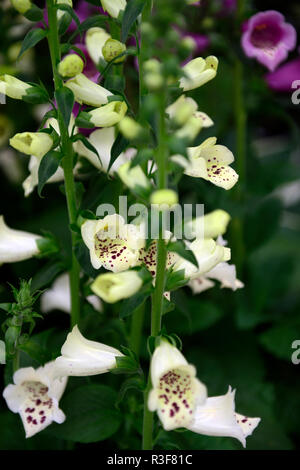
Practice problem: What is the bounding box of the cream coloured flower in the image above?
[22,116,77,197]
[189,262,244,294]
[40,273,102,314]
[3,361,67,438]
[88,101,128,127]
[118,161,151,192]
[85,27,111,65]
[184,209,231,240]
[10,132,53,159]
[173,137,238,190]
[65,73,112,107]
[167,95,214,130]
[81,214,145,272]
[75,127,130,173]
[180,56,218,92]
[173,238,231,280]
[91,270,143,303]
[148,340,207,431]
[100,0,126,19]
[0,215,41,263]
[187,387,260,448]
[54,325,123,377]
[0,74,31,100]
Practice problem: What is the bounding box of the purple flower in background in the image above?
[241,10,297,72]
[265,50,300,92]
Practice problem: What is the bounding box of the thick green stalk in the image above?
[142,96,168,450]
[46,0,80,327]
[129,304,145,357]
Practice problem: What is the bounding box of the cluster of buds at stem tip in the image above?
[58,54,84,78]
[91,270,143,303]
[102,39,126,63]
[143,59,164,91]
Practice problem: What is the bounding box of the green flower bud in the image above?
[118,117,143,140]
[102,39,126,63]
[11,0,31,14]
[91,271,143,303]
[58,54,84,78]
[150,189,178,208]
[10,132,53,158]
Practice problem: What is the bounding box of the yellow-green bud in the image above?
[10,132,53,159]
[144,73,164,91]
[102,39,126,63]
[11,0,32,14]
[58,54,84,78]
[150,189,178,209]
[181,37,196,54]
[91,271,143,303]
[118,117,143,140]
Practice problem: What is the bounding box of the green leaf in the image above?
[121,0,146,42]
[38,150,62,197]
[18,28,47,59]
[168,240,198,268]
[78,15,109,33]
[72,134,101,164]
[24,5,44,22]
[30,261,65,292]
[55,3,80,28]
[19,339,48,364]
[55,87,74,128]
[58,12,73,36]
[48,385,122,443]
[165,268,189,292]
[108,133,129,173]
[74,241,99,278]
[119,288,151,319]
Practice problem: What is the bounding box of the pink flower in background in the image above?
[265,52,300,92]
[241,10,297,72]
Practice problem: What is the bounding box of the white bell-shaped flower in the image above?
[65,73,112,107]
[81,214,145,272]
[54,325,123,377]
[148,340,207,431]
[0,215,41,263]
[3,361,67,438]
[173,238,230,280]
[189,262,244,294]
[187,387,260,448]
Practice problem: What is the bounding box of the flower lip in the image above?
[241,10,297,72]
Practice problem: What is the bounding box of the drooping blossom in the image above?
[54,325,123,377]
[3,362,67,438]
[148,340,260,446]
[0,215,41,263]
[241,11,297,72]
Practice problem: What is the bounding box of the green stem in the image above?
[232,0,246,274]
[142,94,168,451]
[46,0,80,327]
[12,349,20,373]
[129,303,145,357]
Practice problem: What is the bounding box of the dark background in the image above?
[0,0,299,450]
